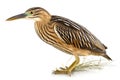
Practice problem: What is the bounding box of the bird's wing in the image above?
[51,15,107,53]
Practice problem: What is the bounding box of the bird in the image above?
[6,7,112,75]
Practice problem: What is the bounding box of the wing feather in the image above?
[51,15,107,53]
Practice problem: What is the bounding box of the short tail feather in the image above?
[102,54,112,61]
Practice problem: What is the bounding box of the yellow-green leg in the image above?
[53,55,80,75]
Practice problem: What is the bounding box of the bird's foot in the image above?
[53,56,79,75]
[53,66,72,75]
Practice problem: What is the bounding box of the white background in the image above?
[0,0,120,80]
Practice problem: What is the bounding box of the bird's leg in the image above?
[53,55,80,75]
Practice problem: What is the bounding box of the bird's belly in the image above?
[52,42,92,56]
[55,43,105,57]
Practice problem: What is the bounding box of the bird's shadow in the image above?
[74,59,111,72]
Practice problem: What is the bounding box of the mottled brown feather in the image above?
[51,15,106,53]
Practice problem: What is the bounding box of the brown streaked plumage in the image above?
[6,7,112,75]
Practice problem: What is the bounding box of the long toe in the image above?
[53,69,71,75]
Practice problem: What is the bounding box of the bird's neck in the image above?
[35,21,50,29]
[35,14,51,24]
[35,21,50,26]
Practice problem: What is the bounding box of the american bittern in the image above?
[6,7,112,75]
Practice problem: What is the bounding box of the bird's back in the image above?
[51,15,106,52]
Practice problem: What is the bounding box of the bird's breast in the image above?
[34,22,61,45]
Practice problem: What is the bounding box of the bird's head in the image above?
[6,7,51,23]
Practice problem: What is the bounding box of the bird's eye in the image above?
[30,11,33,14]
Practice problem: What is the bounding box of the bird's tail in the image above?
[102,54,112,61]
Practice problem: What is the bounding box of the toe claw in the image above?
[59,66,68,70]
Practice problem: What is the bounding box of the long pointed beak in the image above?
[6,13,27,21]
